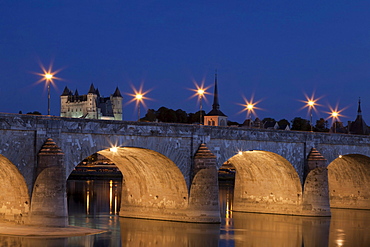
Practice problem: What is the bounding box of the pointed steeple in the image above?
[358,97,362,116]
[112,87,122,97]
[61,86,71,96]
[206,70,226,117]
[349,97,369,135]
[74,89,79,96]
[88,84,96,94]
[212,70,220,111]
[95,88,100,97]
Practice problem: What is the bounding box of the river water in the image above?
[1,179,369,246]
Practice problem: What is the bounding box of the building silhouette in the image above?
[204,72,228,126]
[348,99,369,135]
[60,84,123,120]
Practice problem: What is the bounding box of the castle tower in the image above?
[86,84,99,119]
[110,87,123,120]
[60,86,72,118]
[204,71,228,126]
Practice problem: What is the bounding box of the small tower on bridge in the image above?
[204,71,228,126]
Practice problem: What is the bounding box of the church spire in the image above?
[358,97,362,116]
[212,70,220,111]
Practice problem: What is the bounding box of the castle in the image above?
[60,84,123,120]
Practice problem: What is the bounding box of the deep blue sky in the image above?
[1,0,370,124]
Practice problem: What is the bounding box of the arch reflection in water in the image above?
[120,218,219,246]
[230,212,330,247]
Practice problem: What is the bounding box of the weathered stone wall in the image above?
[0,155,29,224]
[328,154,370,209]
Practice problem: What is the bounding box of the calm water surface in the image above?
[1,179,369,246]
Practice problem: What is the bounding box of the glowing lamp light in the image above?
[247,104,254,110]
[238,151,243,155]
[331,111,339,118]
[135,94,143,100]
[34,62,63,116]
[197,89,205,96]
[44,73,53,80]
[339,155,343,158]
[110,146,118,152]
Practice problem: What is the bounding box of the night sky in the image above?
[1,1,370,124]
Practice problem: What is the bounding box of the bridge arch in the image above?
[328,154,370,209]
[0,155,30,224]
[97,147,189,221]
[227,150,303,215]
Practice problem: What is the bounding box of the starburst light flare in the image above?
[34,61,63,115]
[188,80,211,124]
[126,84,152,121]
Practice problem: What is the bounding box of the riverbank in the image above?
[0,222,105,237]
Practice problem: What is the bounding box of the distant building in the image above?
[204,72,228,126]
[348,99,369,135]
[60,84,123,120]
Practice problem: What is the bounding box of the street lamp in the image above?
[238,96,261,128]
[246,103,254,127]
[331,111,339,133]
[197,88,205,124]
[301,94,321,132]
[44,73,53,115]
[135,93,143,121]
[307,100,315,131]
[127,84,151,122]
[35,62,62,116]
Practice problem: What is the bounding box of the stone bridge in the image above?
[0,113,369,226]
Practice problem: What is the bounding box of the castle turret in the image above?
[111,87,123,120]
[60,86,72,117]
[86,84,99,119]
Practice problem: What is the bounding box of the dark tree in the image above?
[278,119,290,128]
[27,111,42,115]
[156,107,170,122]
[166,109,177,123]
[188,110,205,124]
[175,109,188,123]
[227,120,240,126]
[262,117,276,123]
[315,118,329,132]
[291,117,310,131]
[143,109,157,122]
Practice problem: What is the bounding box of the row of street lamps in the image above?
[37,66,344,129]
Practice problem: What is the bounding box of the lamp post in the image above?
[135,93,143,121]
[246,103,254,127]
[331,111,339,133]
[308,100,315,132]
[44,73,53,115]
[197,88,205,125]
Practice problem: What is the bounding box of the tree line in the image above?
[140,106,333,132]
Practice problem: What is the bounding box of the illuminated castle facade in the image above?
[60,84,123,120]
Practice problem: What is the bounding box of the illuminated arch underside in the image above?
[328,154,370,209]
[229,150,303,215]
[98,147,188,211]
[0,155,29,223]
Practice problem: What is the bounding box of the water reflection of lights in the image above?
[86,181,91,214]
[109,180,119,214]
[109,180,113,214]
[335,229,346,246]
[225,193,233,220]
